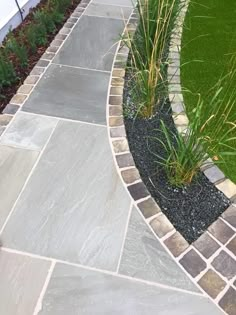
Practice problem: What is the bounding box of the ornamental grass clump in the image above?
[153,76,236,187]
[124,0,180,118]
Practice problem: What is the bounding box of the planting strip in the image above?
[107,2,236,314]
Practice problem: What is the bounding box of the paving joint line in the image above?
[0,246,207,297]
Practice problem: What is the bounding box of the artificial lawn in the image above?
[180,0,236,183]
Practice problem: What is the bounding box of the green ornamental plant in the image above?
[124,0,180,118]
[5,36,28,68]
[152,83,236,186]
[0,52,17,87]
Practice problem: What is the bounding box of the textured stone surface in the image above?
[17,84,33,94]
[24,75,40,84]
[111,77,125,86]
[222,205,236,228]
[0,115,12,126]
[112,69,125,78]
[54,15,124,71]
[121,168,140,184]
[23,64,110,124]
[112,139,129,153]
[0,250,50,315]
[42,53,55,61]
[227,236,236,256]
[109,105,122,116]
[127,182,149,200]
[150,214,174,238]
[10,94,27,105]
[109,95,123,105]
[84,3,132,19]
[2,104,20,115]
[193,233,220,259]
[109,116,124,127]
[216,179,236,198]
[36,59,50,67]
[212,251,236,280]
[30,67,45,76]
[116,153,135,168]
[119,207,199,292]
[0,145,38,229]
[198,269,226,299]
[208,219,234,244]
[204,166,225,183]
[1,112,58,150]
[164,231,189,257]
[137,197,160,218]
[179,249,207,277]
[110,126,126,137]
[2,122,131,271]
[219,287,236,315]
[38,263,223,315]
[110,86,123,95]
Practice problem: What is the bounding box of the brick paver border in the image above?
[107,3,236,314]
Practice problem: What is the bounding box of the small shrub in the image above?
[0,52,17,87]
[33,9,56,33]
[51,10,64,25]
[34,23,48,46]
[25,24,38,53]
[5,36,28,68]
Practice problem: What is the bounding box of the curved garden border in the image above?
[108,3,236,314]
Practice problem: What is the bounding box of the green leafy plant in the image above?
[0,52,17,87]
[34,23,48,46]
[123,0,180,118]
[25,24,38,53]
[33,9,56,33]
[49,0,71,14]
[152,84,236,186]
[5,36,28,68]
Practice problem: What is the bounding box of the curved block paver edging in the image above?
[0,0,91,134]
[107,3,236,314]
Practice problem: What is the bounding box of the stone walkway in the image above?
[0,0,226,314]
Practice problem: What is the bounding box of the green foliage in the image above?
[51,10,64,24]
[123,0,180,118]
[5,36,28,68]
[153,83,236,186]
[0,52,17,87]
[25,24,37,53]
[34,23,48,46]
[33,9,56,33]
[50,0,71,14]
[181,0,236,182]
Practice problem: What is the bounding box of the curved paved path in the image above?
[0,0,225,314]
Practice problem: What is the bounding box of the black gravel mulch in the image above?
[124,81,230,244]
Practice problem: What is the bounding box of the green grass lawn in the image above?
[180,0,236,183]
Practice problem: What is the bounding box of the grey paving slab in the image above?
[0,145,38,229]
[0,112,58,150]
[53,15,124,71]
[2,121,131,271]
[85,3,132,20]
[38,263,224,315]
[22,64,110,124]
[119,206,199,292]
[93,0,134,7]
[0,250,50,315]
